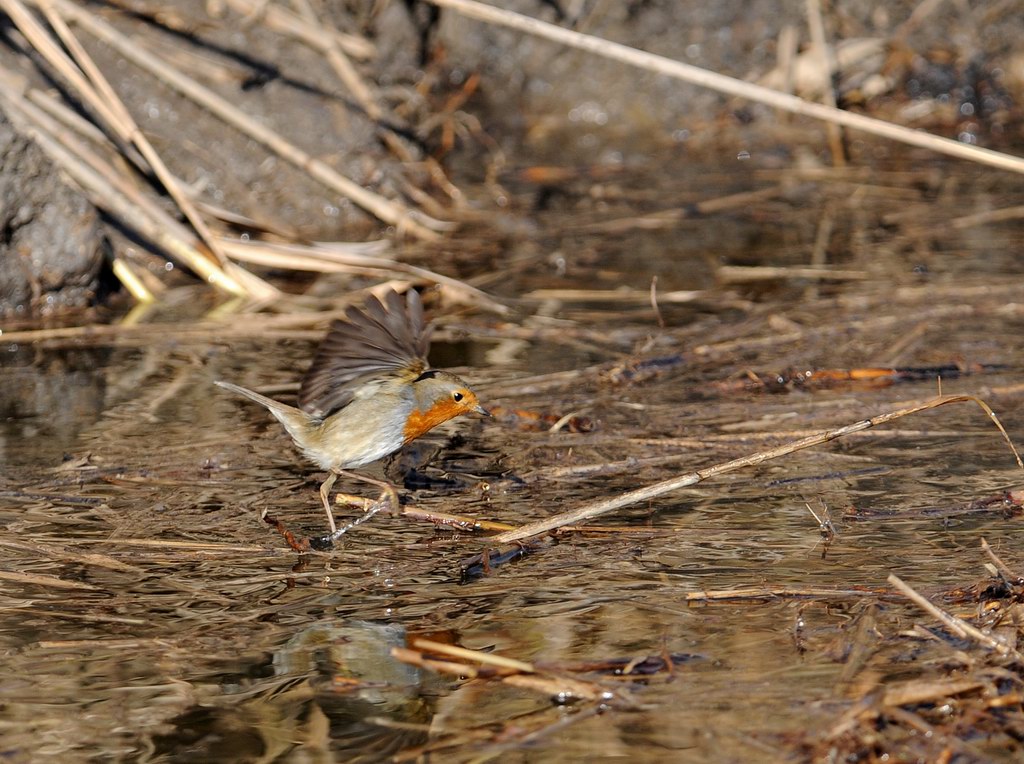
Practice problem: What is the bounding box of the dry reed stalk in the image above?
[14,614,149,628]
[0,538,140,572]
[675,585,881,602]
[809,206,835,269]
[949,204,1024,229]
[399,506,516,531]
[219,238,509,313]
[400,504,680,535]
[427,0,1024,175]
[493,394,1023,543]
[776,24,798,100]
[0,312,333,345]
[83,538,280,552]
[0,569,100,590]
[566,185,789,234]
[220,0,376,60]
[521,288,701,303]
[34,0,450,239]
[888,573,1024,660]
[805,0,845,166]
[880,680,988,710]
[412,638,537,673]
[0,85,278,304]
[111,258,156,304]
[625,429,967,447]
[23,74,111,144]
[394,640,634,708]
[1,0,255,297]
[691,303,977,358]
[980,538,1022,581]
[0,76,278,302]
[37,1,237,271]
[716,266,869,283]
[892,0,948,40]
[289,0,389,129]
[215,571,336,586]
[287,0,422,171]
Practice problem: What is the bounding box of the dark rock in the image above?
[0,107,105,315]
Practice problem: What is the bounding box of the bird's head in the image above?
[403,370,489,443]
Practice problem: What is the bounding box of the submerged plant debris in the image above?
[1,0,1024,761]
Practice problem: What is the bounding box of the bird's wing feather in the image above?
[298,289,431,418]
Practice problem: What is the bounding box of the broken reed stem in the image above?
[494,394,1023,543]
[0,34,279,301]
[36,0,449,239]
[428,0,1024,175]
[887,573,1024,661]
[716,265,868,283]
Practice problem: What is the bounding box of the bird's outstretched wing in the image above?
[298,289,431,418]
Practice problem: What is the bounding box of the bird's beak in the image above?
[474,404,492,417]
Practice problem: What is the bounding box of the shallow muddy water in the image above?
[3,147,1024,762]
[3,0,1024,756]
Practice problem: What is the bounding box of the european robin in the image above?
[216,288,488,534]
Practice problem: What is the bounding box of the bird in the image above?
[216,288,488,535]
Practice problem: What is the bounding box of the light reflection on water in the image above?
[2,164,1023,760]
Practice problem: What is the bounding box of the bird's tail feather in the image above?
[215,380,313,439]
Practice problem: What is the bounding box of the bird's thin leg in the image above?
[318,472,402,543]
[319,471,339,534]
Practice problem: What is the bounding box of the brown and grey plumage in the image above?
[299,287,431,418]
[216,288,487,535]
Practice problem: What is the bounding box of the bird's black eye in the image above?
[452,391,464,402]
